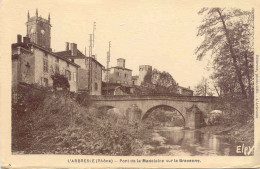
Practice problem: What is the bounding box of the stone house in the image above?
[12,10,79,93]
[177,86,194,96]
[12,35,79,93]
[107,58,132,85]
[102,58,133,95]
[55,42,103,95]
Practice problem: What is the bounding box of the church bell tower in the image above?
[26,9,51,50]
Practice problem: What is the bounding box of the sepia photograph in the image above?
[0,0,259,168]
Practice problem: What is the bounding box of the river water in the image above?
[145,127,244,156]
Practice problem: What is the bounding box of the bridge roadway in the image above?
[87,95,220,129]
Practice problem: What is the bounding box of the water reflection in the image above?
[149,127,246,156]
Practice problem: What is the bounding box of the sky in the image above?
[0,0,255,89]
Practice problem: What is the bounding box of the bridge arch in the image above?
[142,105,186,126]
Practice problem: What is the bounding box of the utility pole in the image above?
[89,34,92,57]
[204,78,207,96]
[93,22,96,48]
[106,41,111,95]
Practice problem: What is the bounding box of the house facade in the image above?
[107,58,132,85]
[102,58,133,95]
[12,36,79,92]
[55,42,103,95]
[12,10,79,93]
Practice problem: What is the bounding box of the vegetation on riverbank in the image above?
[198,119,254,145]
[12,88,149,155]
[195,8,254,146]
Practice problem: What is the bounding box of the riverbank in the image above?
[197,119,254,146]
[12,91,146,155]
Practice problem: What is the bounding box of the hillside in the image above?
[12,89,147,155]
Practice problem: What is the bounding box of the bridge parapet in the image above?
[88,95,219,103]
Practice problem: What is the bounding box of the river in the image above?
[144,127,245,156]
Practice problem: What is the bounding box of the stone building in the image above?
[102,58,133,95]
[137,65,152,85]
[101,82,131,95]
[12,10,79,94]
[55,42,103,95]
[26,9,51,51]
[177,86,194,96]
[12,36,79,92]
[131,65,152,86]
[107,58,132,85]
[131,75,139,85]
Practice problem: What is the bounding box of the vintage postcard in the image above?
[0,0,260,168]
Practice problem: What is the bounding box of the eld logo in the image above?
[236,144,254,156]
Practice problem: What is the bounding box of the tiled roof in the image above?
[178,86,193,92]
[55,50,104,68]
[27,43,80,67]
[109,66,132,71]
[87,56,104,68]
[55,49,86,59]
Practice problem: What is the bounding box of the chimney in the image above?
[17,35,22,43]
[23,36,30,44]
[71,43,77,56]
[66,42,70,51]
[117,58,125,68]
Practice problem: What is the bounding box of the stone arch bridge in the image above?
[88,95,220,129]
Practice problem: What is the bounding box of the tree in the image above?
[51,73,70,91]
[194,77,214,96]
[196,8,254,114]
[142,68,178,94]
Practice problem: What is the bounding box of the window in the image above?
[94,83,98,91]
[44,52,48,57]
[43,59,48,72]
[125,74,127,78]
[55,65,59,74]
[67,62,69,68]
[65,70,71,81]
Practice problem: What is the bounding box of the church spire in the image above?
[36,8,38,18]
[27,10,30,21]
